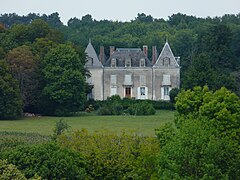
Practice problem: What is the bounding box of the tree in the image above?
[157,86,240,179]
[157,119,240,179]
[175,86,240,139]
[0,61,22,119]
[5,45,37,110]
[42,44,86,116]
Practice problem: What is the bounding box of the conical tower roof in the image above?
[85,40,103,68]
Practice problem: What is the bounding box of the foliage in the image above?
[156,86,240,179]
[58,129,160,179]
[157,119,240,179]
[175,86,240,140]
[2,143,86,179]
[0,159,26,180]
[0,60,22,119]
[53,119,70,137]
[127,101,156,115]
[97,95,156,115]
[42,44,86,116]
[155,122,175,147]
[5,45,37,109]
[169,87,180,103]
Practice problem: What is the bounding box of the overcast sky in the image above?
[1,0,240,24]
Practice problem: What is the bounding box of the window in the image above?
[162,74,171,85]
[125,58,131,67]
[110,75,117,85]
[140,58,145,67]
[163,57,170,66]
[140,87,145,96]
[111,58,116,67]
[164,86,170,96]
[110,86,117,96]
[138,86,148,99]
[124,74,132,85]
[139,75,146,85]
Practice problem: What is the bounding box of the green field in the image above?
[0,110,174,136]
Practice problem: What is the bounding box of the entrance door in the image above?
[125,87,131,98]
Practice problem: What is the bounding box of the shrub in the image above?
[0,159,26,180]
[127,101,156,115]
[2,143,86,179]
[169,87,180,103]
[97,105,112,115]
[58,129,160,179]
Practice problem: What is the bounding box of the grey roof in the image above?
[104,48,152,67]
[154,42,180,68]
[85,41,103,68]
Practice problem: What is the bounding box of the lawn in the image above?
[0,110,174,136]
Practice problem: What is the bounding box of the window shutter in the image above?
[137,87,140,99]
[110,86,117,96]
[145,87,148,99]
[140,75,146,85]
[110,75,117,85]
[162,74,171,85]
[124,74,132,85]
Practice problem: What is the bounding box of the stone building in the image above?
[85,40,180,101]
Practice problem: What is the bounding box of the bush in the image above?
[169,88,180,103]
[97,95,158,115]
[2,143,86,179]
[0,159,26,180]
[151,100,175,110]
[127,101,156,115]
[58,129,160,179]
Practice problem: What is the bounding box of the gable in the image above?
[154,42,179,68]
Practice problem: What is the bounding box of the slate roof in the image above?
[104,48,152,67]
[85,41,103,68]
[154,42,180,68]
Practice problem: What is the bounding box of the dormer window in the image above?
[111,58,116,67]
[140,58,145,67]
[125,58,131,67]
[163,57,170,66]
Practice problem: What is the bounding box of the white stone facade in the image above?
[85,41,180,100]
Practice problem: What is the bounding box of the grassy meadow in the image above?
[0,110,174,136]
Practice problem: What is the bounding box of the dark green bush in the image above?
[127,101,156,115]
[2,143,86,179]
[97,105,112,115]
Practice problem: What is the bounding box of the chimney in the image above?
[110,46,115,56]
[152,46,157,65]
[99,46,105,64]
[143,45,148,58]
